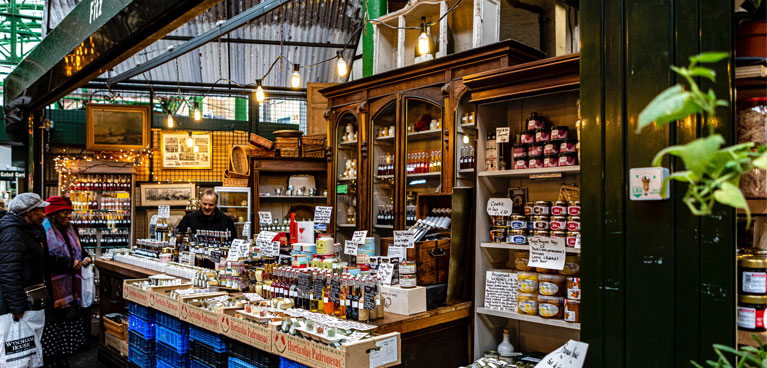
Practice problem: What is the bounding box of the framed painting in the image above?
[140,183,196,207]
[161,132,213,169]
[86,104,150,151]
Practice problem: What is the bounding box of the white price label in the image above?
[256,231,280,257]
[242,222,251,237]
[227,239,247,261]
[487,198,513,216]
[351,230,368,245]
[258,211,272,224]
[527,237,567,270]
[357,254,370,264]
[168,237,177,246]
[496,127,511,143]
[314,206,333,224]
[344,240,358,256]
[393,230,415,248]
[535,340,589,368]
[378,263,395,286]
[158,205,170,219]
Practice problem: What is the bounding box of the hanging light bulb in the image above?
[167,114,174,128]
[463,135,470,144]
[418,17,430,56]
[291,64,301,89]
[193,102,201,121]
[336,51,348,77]
[255,80,265,103]
[186,133,194,147]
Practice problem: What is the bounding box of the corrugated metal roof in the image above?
[46,0,363,89]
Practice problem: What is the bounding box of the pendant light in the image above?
[418,17,430,56]
[255,80,265,103]
[186,133,194,147]
[336,51,348,77]
[167,114,174,128]
[193,102,201,121]
[291,64,301,89]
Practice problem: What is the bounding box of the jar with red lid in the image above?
[559,152,578,166]
[526,112,546,130]
[567,216,581,231]
[543,154,559,168]
[739,295,767,332]
[528,144,544,157]
[551,201,567,216]
[560,139,578,153]
[528,156,544,169]
[551,126,569,140]
[544,142,560,155]
[513,144,528,158]
[536,129,551,143]
[521,130,536,144]
[514,157,528,170]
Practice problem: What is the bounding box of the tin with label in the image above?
[567,201,581,216]
[508,230,527,245]
[552,126,569,140]
[509,215,528,230]
[567,216,581,231]
[532,216,550,230]
[543,154,559,168]
[535,129,551,143]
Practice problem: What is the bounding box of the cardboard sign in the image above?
[487,198,513,216]
[314,206,333,224]
[378,263,395,286]
[393,230,415,249]
[484,270,518,312]
[496,127,511,143]
[344,240,358,256]
[351,231,368,245]
[242,222,251,237]
[227,239,248,261]
[527,237,567,270]
[258,211,272,224]
[158,205,170,219]
[257,231,279,257]
[369,336,399,368]
[535,340,589,368]
[387,247,407,261]
[220,310,272,352]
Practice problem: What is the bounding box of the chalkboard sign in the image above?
[364,286,376,310]
[313,278,324,299]
[329,279,341,303]
[298,273,311,295]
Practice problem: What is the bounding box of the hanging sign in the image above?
[344,240,358,256]
[535,340,589,368]
[258,212,272,224]
[314,206,333,224]
[527,237,567,270]
[496,127,511,143]
[256,231,279,257]
[487,198,513,216]
[393,230,415,248]
[158,205,170,219]
[351,230,368,245]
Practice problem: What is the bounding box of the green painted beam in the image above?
[362,0,386,77]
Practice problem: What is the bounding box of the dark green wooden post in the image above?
[580,0,736,366]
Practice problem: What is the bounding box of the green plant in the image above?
[692,334,767,367]
[637,52,767,223]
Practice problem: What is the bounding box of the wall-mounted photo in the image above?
[86,104,150,151]
[140,183,196,206]
[161,132,213,169]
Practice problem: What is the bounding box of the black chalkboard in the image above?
[329,279,341,303]
[364,286,376,310]
[298,273,311,294]
[313,278,324,299]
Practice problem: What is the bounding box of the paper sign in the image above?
[314,206,333,224]
[168,237,177,246]
[369,336,399,368]
[487,198,513,216]
[344,240,358,256]
[357,254,370,264]
[158,205,170,219]
[496,127,511,143]
[393,230,415,248]
[527,237,567,270]
[484,270,518,312]
[258,211,272,224]
[351,230,368,245]
[256,231,279,257]
[535,340,589,368]
[387,247,407,261]
[378,263,395,286]
[227,239,249,261]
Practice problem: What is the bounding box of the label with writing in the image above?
[487,198,513,216]
[242,222,251,237]
[313,278,324,299]
[257,231,280,257]
[227,239,247,261]
[535,340,588,368]
[314,206,333,224]
[258,212,272,224]
[370,336,399,368]
[274,331,345,368]
[527,237,566,270]
[364,286,376,310]
[150,291,180,317]
[329,279,341,303]
[344,240,358,256]
[484,270,518,312]
[357,254,370,264]
[221,314,271,351]
[351,230,368,245]
[378,263,395,286]
[123,282,149,306]
[158,205,170,219]
[393,230,415,248]
[496,127,511,143]
[298,273,311,294]
[180,303,220,332]
[387,247,406,261]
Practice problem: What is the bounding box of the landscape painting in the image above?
[86,104,150,151]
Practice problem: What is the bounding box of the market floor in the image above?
[69,343,106,368]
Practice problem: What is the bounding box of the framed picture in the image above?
[140,183,196,207]
[161,132,213,169]
[508,187,528,214]
[146,208,187,234]
[86,104,150,151]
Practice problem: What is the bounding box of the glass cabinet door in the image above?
[455,93,476,187]
[370,102,396,246]
[214,187,252,238]
[404,98,443,227]
[335,112,359,243]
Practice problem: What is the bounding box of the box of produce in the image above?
[178,292,230,332]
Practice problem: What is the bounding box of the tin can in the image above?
[535,129,551,143]
[552,126,569,140]
[567,201,581,216]
[524,202,534,216]
[551,201,568,216]
[533,201,551,215]
[528,156,543,169]
[550,216,567,231]
[532,216,550,230]
[514,158,528,170]
[560,139,578,153]
[513,144,528,158]
[528,143,544,157]
[527,113,545,130]
[544,142,560,155]
[559,152,578,166]
[543,154,559,168]
[567,216,581,231]
[521,130,536,144]
[508,230,527,245]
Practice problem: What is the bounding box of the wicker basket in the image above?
[279,148,301,158]
[303,149,325,158]
[301,134,326,146]
[249,133,274,150]
[251,148,276,157]
[104,316,129,341]
[223,176,249,187]
[229,145,250,176]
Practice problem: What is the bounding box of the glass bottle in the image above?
[497,329,515,356]
[323,274,334,315]
[374,276,385,319]
[338,275,348,319]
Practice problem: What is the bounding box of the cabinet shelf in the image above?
[458,168,475,174]
[407,129,442,141]
[478,166,580,178]
[374,224,394,229]
[259,196,327,200]
[480,242,581,253]
[375,136,396,142]
[460,123,477,129]
[407,172,441,178]
[375,175,395,180]
[337,224,357,228]
[218,206,248,209]
[339,140,358,147]
[338,177,357,182]
[476,307,581,330]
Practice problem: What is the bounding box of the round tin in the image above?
[544,142,560,155]
[543,154,559,168]
[559,152,578,166]
[514,158,528,170]
[528,156,543,169]
[560,139,578,153]
[532,216,550,230]
[535,129,551,143]
[533,201,551,215]
[521,130,536,144]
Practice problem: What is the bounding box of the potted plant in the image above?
[737,0,766,58]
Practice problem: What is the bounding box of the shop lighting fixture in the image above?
[255,80,265,103]
[193,102,202,121]
[291,64,301,89]
[336,51,348,77]
[167,114,174,128]
[194,145,200,153]
[418,17,430,56]
[186,133,194,147]
[463,135,470,144]
[409,179,427,185]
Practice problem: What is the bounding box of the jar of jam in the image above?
[521,130,536,144]
[567,277,581,299]
[531,216,549,230]
[490,228,506,243]
[528,156,543,169]
[543,154,559,168]
[491,216,506,226]
[539,274,566,297]
[566,231,581,248]
[560,255,581,276]
[509,215,528,230]
[567,216,581,231]
[560,139,578,153]
[740,253,767,295]
[518,293,538,315]
[518,272,539,293]
[552,231,567,242]
[513,144,528,158]
[564,299,580,323]
[514,251,533,271]
[524,202,534,216]
[514,157,528,170]
[552,126,569,140]
[567,201,581,216]
[508,230,527,245]
[559,152,578,166]
[550,216,567,231]
[551,201,568,216]
[739,295,767,331]
[533,201,551,215]
[528,143,544,157]
[544,142,560,155]
[526,112,545,130]
[539,295,564,319]
[400,274,417,288]
[535,129,551,143]
[533,230,550,238]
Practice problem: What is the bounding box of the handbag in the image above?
[23,284,50,311]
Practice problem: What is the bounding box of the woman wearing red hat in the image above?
[41,196,91,368]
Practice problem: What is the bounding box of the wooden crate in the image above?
[104,316,129,341]
[380,238,451,286]
[301,134,326,146]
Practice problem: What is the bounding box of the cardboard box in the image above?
[178,292,228,332]
[272,330,401,368]
[104,331,129,357]
[380,285,426,316]
[122,279,151,306]
[220,307,273,352]
[147,284,192,317]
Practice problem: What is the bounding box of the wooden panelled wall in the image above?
[580,0,735,366]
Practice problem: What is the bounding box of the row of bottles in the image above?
[406,150,441,174]
[72,211,131,228]
[70,192,130,211]
[377,154,395,176]
[376,204,395,226]
[459,146,476,169]
[77,228,130,247]
[68,175,131,192]
[262,218,292,234]
[406,203,417,225]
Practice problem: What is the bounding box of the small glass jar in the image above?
[524,202,534,216]
[517,293,538,315]
[567,201,581,216]
[539,274,566,297]
[531,216,550,230]
[533,201,551,215]
[567,216,581,231]
[551,201,568,216]
[560,255,581,276]
[400,274,417,288]
[509,215,528,230]
[508,229,527,245]
[564,299,580,323]
[518,272,539,293]
[551,126,569,140]
[740,253,767,295]
[567,277,581,300]
[566,231,581,248]
[739,295,767,331]
[538,295,565,319]
[514,251,533,271]
[550,216,567,231]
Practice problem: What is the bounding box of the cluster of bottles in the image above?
[261,218,294,234]
[78,228,98,247]
[100,196,131,210]
[376,154,395,176]
[72,211,130,229]
[70,192,130,211]
[376,204,395,226]
[170,227,233,252]
[101,229,130,246]
[406,150,441,174]
[406,203,417,225]
[68,175,131,192]
[459,146,476,169]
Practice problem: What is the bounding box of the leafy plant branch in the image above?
[691,334,767,368]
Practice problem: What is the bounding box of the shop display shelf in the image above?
[458,168,476,174]
[738,329,767,348]
[460,123,477,129]
[476,307,580,330]
[479,242,581,254]
[218,206,248,209]
[407,129,442,141]
[375,175,394,180]
[375,136,396,143]
[258,196,327,200]
[155,325,190,354]
[128,315,155,340]
[189,326,227,352]
[156,342,190,367]
[190,341,228,368]
[374,224,394,229]
[407,172,441,178]
[129,347,156,368]
[478,166,581,178]
[337,224,357,228]
[338,140,358,148]
[129,330,156,354]
[337,177,357,182]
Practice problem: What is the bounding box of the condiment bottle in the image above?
[358,277,369,322]
[374,276,385,319]
[497,329,515,356]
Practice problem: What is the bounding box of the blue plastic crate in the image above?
[155,324,189,354]
[129,347,156,368]
[228,356,259,368]
[190,360,211,368]
[129,302,155,321]
[157,342,190,367]
[278,357,308,368]
[129,315,155,340]
[129,330,156,354]
[190,340,227,368]
[189,326,227,352]
[156,357,189,368]
[156,311,186,332]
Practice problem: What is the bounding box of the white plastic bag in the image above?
[81,264,95,308]
[0,311,45,368]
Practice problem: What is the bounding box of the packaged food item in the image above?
[544,142,560,155]
[533,201,551,215]
[400,274,417,288]
[567,216,581,231]
[521,130,536,144]
[740,253,767,295]
[551,201,568,216]
[564,299,580,323]
[533,230,550,238]
[560,139,578,153]
[399,262,416,275]
[528,144,544,157]
[509,215,527,230]
[513,144,528,158]
[518,272,539,293]
[535,129,551,143]
[560,255,581,276]
[539,274,566,297]
[566,231,581,248]
[508,230,527,245]
[738,295,767,331]
[490,228,506,243]
[538,295,564,319]
[526,112,545,130]
[528,156,543,169]
[550,216,567,231]
[567,201,581,216]
[737,97,767,145]
[514,157,528,170]
[514,251,533,271]
[543,154,559,168]
[567,277,581,300]
[552,126,569,140]
[551,231,567,242]
[517,293,538,315]
[532,216,550,230]
[559,152,578,166]
[524,202,534,216]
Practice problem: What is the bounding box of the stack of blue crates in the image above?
[228,340,280,368]
[127,302,156,368]
[189,326,228,368]
[154,311,190,368]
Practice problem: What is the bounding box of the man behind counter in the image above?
[176,189,237,241]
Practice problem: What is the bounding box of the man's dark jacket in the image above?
[176,208,237,241]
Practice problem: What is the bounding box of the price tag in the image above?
[357,254,370,264]
[378,263,395,286]
[227,239,246,261]
[158,205,170,219]
[527,237,567,270]
[344,240,358,256]
[351,230,368,245]
[487,198,513,216]
[168,237,177,246]
[256,231,279,257]
[393,230,415,248]
[496,127,510,143]
[242,222,251,237]
[329,278,341,303]
[535,340,588,368]
[258,212,272,224]
[314,206,333,224]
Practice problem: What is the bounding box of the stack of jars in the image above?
[738,250,767,333]
[513,252,581,323]
[489,201,581,248]
[512,112,579,170]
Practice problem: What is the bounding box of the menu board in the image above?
[312,278,324,299]
[364,286,376,310]
[298,272,311,295]
[161,132,212,169]
[484,270,518,312]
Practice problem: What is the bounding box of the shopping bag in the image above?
[81,264,95,308]
[0,311,45,368]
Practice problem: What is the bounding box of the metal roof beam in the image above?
[108,0,293,85]
[161,35,348,49]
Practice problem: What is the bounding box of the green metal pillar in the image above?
[362,0,387,77]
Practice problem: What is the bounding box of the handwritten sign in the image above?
[256,231,279,257]
[484,270,518,312]
[387,247,407,261]
[535,340,589,368]
[329,279,341,303]
[496,127,511,143]
[258,211,272,224]
[227,239,248,261]
[528,237,567,270]
[169,237,177,246]
[393,230,415,248]
[357,254,370,264]
[158,205,170,219]
[364,285,376,310]
[351,230,368,244]
[314,206,333,224]
[378,263,395,286]
[369,336,399,368]
[487,198,513,216]
[312,278,324,299]
[242,222,251,238]
[344,240,358,256]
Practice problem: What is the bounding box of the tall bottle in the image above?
[309,271,319,312]
[358,277,370,322]
[323,274,335,315]
[497,329,515,356]
[375,276,385,319]
[338,276,347,319]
